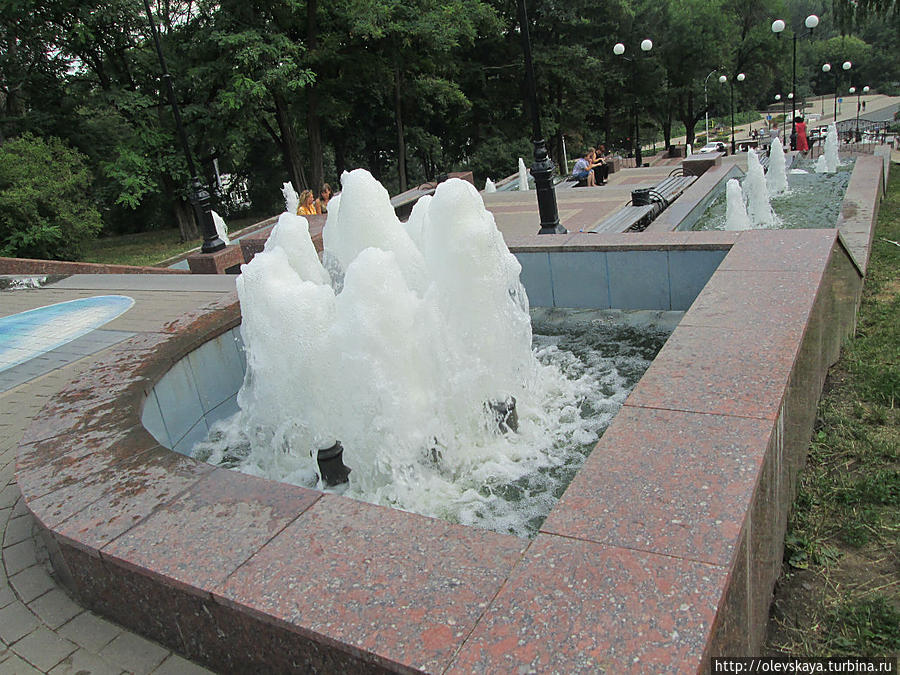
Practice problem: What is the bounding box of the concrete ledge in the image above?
[683,153,723,177]
[837,154,885,273]
[0,257,189,275]
[14,227,866,673]
[186,245,245,275]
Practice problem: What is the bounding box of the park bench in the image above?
[589,173,697,233]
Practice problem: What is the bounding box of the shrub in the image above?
[0,133,102,260]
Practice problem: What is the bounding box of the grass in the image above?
[764,167,900,656]
[80,216,265,267]
[81,229,201,267]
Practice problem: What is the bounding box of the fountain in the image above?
[745,149,779,228]
[816,123,840,173]
[517,157,529,191]
[212,211,230,245]
[201,169,657,537]
[766,136,789,196]
[484,177,496,192]
[724,178,751,230]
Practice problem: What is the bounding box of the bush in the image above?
[0,133,102,260]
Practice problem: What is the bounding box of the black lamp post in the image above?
[614,39,653,167]
[723,72,745,154]
[849,85,869,141]
[142,0,224,254]
[516,0,564,235]
[772,14,819,150]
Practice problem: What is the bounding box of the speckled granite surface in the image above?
[15,224,868,672]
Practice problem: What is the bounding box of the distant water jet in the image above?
[518,158,529,191]
[766,137,788,197]
[816,123,840,174]
[745,150,779,228]
[724,179,751,230]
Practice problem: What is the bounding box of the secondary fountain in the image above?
[517,157,529,191]
[484,177,497,192]
[816,123,840,173]
[212,212,231,245]
[724,178,751,230]
[745,149,779,228]
[766,136,789,196]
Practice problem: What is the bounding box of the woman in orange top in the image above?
[297,189,317,215]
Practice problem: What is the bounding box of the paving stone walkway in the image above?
[0,275,235,675]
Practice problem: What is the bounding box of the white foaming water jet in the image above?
[484,177,496,193]
[724,178,751,230]
[744,150,779,228]
[211,169,619,537]
[518,158,529,191]
[816,123,840,174]
[766,136,788,196]
[211,211,230,245]
[281,181,299,214]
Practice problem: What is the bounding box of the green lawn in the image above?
[765,167,900,656]
[82,229,201,267]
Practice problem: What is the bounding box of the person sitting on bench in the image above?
[572,149,601,186]
[590,146,609,185]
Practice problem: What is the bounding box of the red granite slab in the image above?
[103,469,321,593]
[447,534,726,674]
[30,447,214,554]
[719,229,838,272]
[218,493,528,673]
[16,424,153,500]
[541,406,774,566]
[20,379,149,446]
[680,269,822,335]
[625,324,798,420]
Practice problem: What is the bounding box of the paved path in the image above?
[0,275,235,674]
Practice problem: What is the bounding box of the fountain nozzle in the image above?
[488,396,519,433]
[317,441,351,486]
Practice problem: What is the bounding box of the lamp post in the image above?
[614,38,653,168]
[725,72,745,154]
[822,61,851,123]
[515,0,563,234]
[850,85,869,141]
[142,0,224,254]
[704,69,721,143]
[775,93,785,144]
[772,14,819,149]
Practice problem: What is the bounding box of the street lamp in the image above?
[775,93,786,144]
[851,85,870,141]
[614,38,653,168]
[704,69,722,143]
[724,72,745,154]
[142,0,224,254]
[772,14,819,149]
[516,0,564,234]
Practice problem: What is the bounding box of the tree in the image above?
[0,133,102,259]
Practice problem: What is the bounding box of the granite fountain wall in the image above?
[15,165,878,671]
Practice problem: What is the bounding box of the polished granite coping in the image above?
[15,228,865,673]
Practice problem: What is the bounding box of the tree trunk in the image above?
[272,90,307,191]
[394,61,407,193]
[335,137,346,178]
[685,91,696,147]
[306,0,324,191]
[160,174,199,241]
[174,197,199,242]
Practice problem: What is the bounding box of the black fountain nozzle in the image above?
[488,396,519,434]
[317,441,351,487]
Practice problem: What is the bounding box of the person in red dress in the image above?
[795,115,809,153]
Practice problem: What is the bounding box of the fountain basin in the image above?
[16,227,865,672]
